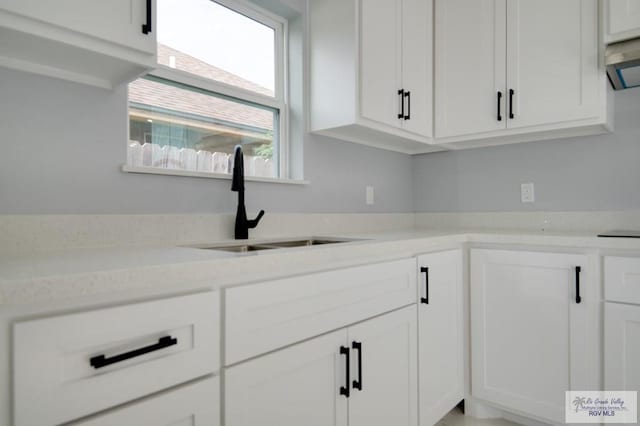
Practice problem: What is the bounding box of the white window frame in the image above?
[132,0,290,180]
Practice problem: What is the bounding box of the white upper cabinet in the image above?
[506,0,600,129]
[310,0,439,154]
[0,0,156,89]
[0,0,154,53]
[435,0,608,148]
[401,0,434,137]
[605,0,640,43]
[435,0,507,138]
[470,249,599,424]
[360,0,402,129]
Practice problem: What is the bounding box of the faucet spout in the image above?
[231,145,265,239]
[247,210,265,229]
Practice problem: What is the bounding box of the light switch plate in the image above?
[521,183,535,203]
[366,186,375,205]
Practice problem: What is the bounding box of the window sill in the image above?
[122,165,309,185]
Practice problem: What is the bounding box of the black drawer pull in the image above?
[339,346,350,397]
[404,91,411,120]
[420,267,429,304]
[90,336,177,369]
[497,91,503,121]
[575,266,582,304]
[352,341,363,391]
[142,0,152,34]
[397,89,405,119]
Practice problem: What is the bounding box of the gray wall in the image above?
[413,88,640,212]
[0,67,414,214]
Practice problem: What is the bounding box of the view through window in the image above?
[127,0,285,179]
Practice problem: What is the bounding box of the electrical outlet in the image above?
[366,186,375,205]
[521,183,535,203]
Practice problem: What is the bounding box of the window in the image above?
[127,0,287,179]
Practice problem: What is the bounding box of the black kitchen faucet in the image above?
[231,145,265,239]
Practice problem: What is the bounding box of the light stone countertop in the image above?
[2,228,640,306]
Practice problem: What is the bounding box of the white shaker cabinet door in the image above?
[359,0,403,129]
[71,377,220,426]
[0,0,155,53]
[416,250,464,426]
[471,249,596,424]
[605,303,640,415]
[506,0,600,129]
[225,329,349,426]
[348,306,418,426]
[435,0,507,138]
[606,0,640,43]
[400,0,433,137]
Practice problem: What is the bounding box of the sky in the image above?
[157,0,276,91]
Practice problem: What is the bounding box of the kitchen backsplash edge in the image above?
[2,211,640,254]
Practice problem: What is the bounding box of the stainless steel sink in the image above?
[194,237,358,252]
[264,238,351,248]
[211,244,278,253]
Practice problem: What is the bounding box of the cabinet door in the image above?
[225,329,348,426]
[71,377,219,426]
[401,0,433,137]
[434,0,507,138]
[606,0,640,42]
[417,250,464,426]
[470,249,594,424]
[359,0,403,128]
[0,0,155,53]
[348,306,418,426]
[605,303,640,415]
[506,0,600,129]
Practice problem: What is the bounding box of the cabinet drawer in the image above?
[71,376,219,426]
[605,256,640,304]
[13,292,219,426]
[226,259,416,364]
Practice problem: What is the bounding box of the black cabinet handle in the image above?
[404,91,411,120]
[509,89,515,119]
[420,267,429,304]
[352,341,363,391]
[397,89,405,119]
[575,266,582,304]
[142,0,152,34]
[339,346,350,398]
[497,91,503,121]
[90,336,177,369]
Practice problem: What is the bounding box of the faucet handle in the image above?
[247,210,265,229]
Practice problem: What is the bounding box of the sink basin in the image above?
[211,244,277,253]
[264,238,351,248]
[194,237,358,252]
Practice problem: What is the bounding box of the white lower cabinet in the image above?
[348,306,418,426]
[225,329,348,426]
[416,250,464,426]
[225,306,418,426]
[470,249,597,424]
[13,291,220,426]
[71,376,220,426]
[605,303,640,408]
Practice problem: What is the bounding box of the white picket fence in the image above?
[127,141,275,178]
